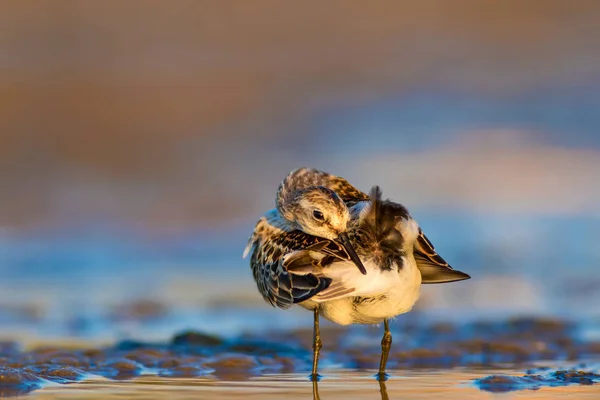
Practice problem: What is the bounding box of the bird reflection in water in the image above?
[312,379,389,400]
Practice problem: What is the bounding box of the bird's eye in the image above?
[312,210,325,221]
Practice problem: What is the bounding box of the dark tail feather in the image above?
[366,186,382,237]
[414,230,471,284]
[363,186,410,253]
[416,252,471,283]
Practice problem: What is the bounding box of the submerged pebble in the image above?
[475,374,545,392]
[172,331,223,347]
[0,366,44,397]
[22,365,86,384]
[475,369,600,392]
[94,358,144,379]
[552,369,600,385]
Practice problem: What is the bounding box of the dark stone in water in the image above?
[204,354,262,379]
[0,366,44,396]
[114,340,154,351]
[475,369,600,392]
[22,365,87,384]
[104,358,143,371]
[94,358,144,379]
[171,331,223,347]
[123,348,169,368]
[48,355,90,368]
[552,370,600,385]
[205,354,259,372]
[272,355,300,373]
[30,349,91,367]
[81,348,105,359]
[475,374,544,393]
[225,340,303,356]
[156,357,182,369]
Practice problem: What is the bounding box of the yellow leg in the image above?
[312,379,320,400]
[377,319,392,381]
[310,307,322,381]
[379,379,389,400]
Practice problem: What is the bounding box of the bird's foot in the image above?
[375,371,389,381]
[309,373,322,382]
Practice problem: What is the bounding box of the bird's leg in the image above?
[310,307,322,381]
[377,318,392,381]
[379,379,389,400]
[312,379,321,400]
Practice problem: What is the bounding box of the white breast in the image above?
[351,253,423,324]
[302,253,423,325]
[298,216,423,325]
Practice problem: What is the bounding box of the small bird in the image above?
[244,168,470,380]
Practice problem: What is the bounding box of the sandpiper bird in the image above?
[243,168,470,380]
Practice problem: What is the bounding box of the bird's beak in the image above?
[335,232,367,275]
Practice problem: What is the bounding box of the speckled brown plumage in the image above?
[244,209,354,308]
[244,168,469,311]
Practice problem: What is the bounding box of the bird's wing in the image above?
[280,185,385,303]
[283,243,359,302]
[244,210,346,308]
[413,229,471,283]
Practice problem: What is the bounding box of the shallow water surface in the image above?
[1,316,599,398]
[27,369,600,399]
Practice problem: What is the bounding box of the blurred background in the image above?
[1,0,599,343]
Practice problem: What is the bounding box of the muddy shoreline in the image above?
[1,317,598,396]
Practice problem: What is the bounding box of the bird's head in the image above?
[281,186,367,275]
[288,186,350,240]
